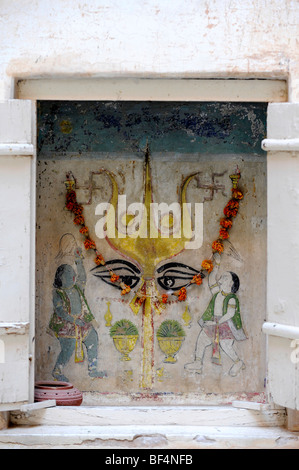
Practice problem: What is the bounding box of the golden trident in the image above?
[103,145,197,389]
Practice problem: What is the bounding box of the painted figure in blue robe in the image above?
[49,246,107,381]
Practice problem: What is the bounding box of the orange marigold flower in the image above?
[220,218,233,229]
[84,238,96,250]
[212,240,224,253]
[121,284,131,295]
[94,254,105,265]
[66,201,75,211]
[219,228,229,239]
[110,273,120,283]
[201,259,214,273]
[137,296,146,305]
[73,215,85,225]
[79,226,89,234]
[66,190,77,203]
[192,274,203,285]
[232,189,243,200]
[161,294,168,304]
[178,287,187,301]
[72,203,84,215]
[223,203,238,218]
[227,199,239,209]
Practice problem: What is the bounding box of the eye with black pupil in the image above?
[156,262,204,291]
[90,259,141,290]
[164,277,175,288]
[121,276,136,287]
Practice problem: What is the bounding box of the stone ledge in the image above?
[1,425,299,449]
[10,405,286,428]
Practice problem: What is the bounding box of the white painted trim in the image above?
[20,401,56,413]
[232,401,277,411]
[0,402,27,412]
[0,322,29,336]
[28,101,37,403]
[16,80,287,413]
[0,400,56,413]
[262,138,299,152]
[262,322,299,340]
[17,78,287,102]
[0,143,34,156]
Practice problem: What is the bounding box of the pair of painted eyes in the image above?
[91,260,203,292]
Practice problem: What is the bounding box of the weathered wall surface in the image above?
[0,0,298,99]
[35,101,267,404]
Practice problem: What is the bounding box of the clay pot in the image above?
[34,381,83,406]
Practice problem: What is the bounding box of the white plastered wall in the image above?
[0,0,298,100]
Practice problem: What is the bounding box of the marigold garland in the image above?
[220,218,233,229]
[212,239,224,254]
[110,273,120,283]
[177,287,187,302]
[64,175,131,294]
[83,238,96,250]
[223,200,239,218]
[232,189,244,200]
[73,215,85,225]
[137,296,146,306]
[191,274,203,286]
[64,169,243,304]
[201,259,214,273]
[121,283,131,295]
[95,254,105,266]
[79,226,89,235]
[219,228,229,239]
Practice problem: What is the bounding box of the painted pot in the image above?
[34,381,83,406]
[157,337,185,363]
[112,335,138,361]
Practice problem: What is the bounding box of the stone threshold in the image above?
[1,424,299,449]
[10,405,286,428]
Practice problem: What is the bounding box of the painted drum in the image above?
[34,381,83,406]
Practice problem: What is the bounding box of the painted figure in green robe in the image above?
[185,252,247,377]
[49,246,107,381]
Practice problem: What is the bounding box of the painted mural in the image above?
[36,101,267,404]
